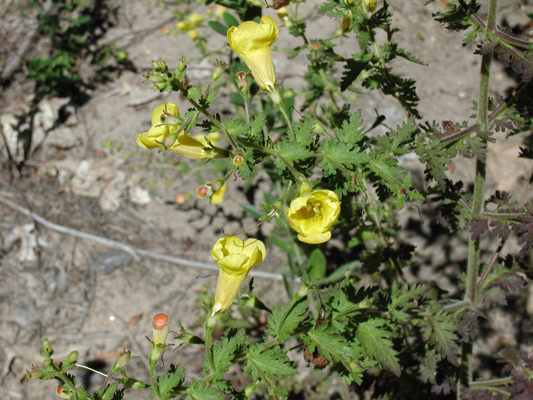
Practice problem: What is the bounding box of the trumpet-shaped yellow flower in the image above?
[211,236,266,313]
[286,189,341,244]
[136,102,219,160]
[211,183,227,205]
[227,16,278,92]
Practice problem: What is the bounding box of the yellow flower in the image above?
[211,236,266,314]
[176,21,191,31]
[211,183,227,205]
[187,29,199,40]
[286,189,341,244]
[362,0,377,12]
[227,16,278,92]
[136,102,218,160]
[194,131,220,147]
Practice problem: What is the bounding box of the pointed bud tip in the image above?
[152,313,169,330]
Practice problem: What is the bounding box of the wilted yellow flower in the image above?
[194,131,220,147]
[211,183,227,205]
[211,236,266,314]
[136,102,219,160]
[286,189,341,244]
[227,16,278,92]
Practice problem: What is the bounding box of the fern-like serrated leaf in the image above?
[388,282,428,323]
[265,298,309,342]
[225,118,248,138]
[157,365,186,400]
[356,318,401,376]
[516,215,533,261]
[207,329,246,377]
[243,344,297,383]
[249,114,266,140]
[419,310,460,366]
[334,111,365,145]
[185,382,224,400]
[319,141,370,177]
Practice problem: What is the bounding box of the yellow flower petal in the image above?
[211,235,267,313]
[168,134,214,159]
[211,183,226,205]
[286,189,341,244]
[227,16,278,91]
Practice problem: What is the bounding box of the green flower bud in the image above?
[152,60,168,73]
[66,351,79,364]
[41,338,53,358]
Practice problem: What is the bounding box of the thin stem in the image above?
[150,362,160,399]
[205,313,220,373]
[477,241,503,291]
[460,0,498,396]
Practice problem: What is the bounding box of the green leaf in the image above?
[334,111,366,145]
[185,382,224,400]
[270,232,295,254]
[243,344,297,382]
[156,365,186,400]
[308,248,327,280]
[206,329,246,377]
[318,0,337,13]
[239,202,263,219]
[419,310,460,366]
[186,86,202,100]
[303,324,365,384]
[319,141,370,177]
[249,114,266,140]
[356,318,401,376]
[225,118,248,138]
[265,297,309,341]
[208,21,228,36]
[388,282,428,323]
[222,12,239,28]
[274,140,313,169]
[101,384,118,400]
[205,88,218,107]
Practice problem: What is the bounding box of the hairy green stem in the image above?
[459,0,498,396]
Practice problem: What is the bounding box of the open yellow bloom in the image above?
[286,189,341,244]
[211,236,266,314]
[136,102,219,160]
[227,16,278,92]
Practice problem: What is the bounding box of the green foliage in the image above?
[27,0,533,399]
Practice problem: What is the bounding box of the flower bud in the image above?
[27,369,44,379]
[233,154,244,166]
[197,185,212,199]
[42,338,53,358]
[177,58,187,73]
[211,62,226,82]
[56,386,70,398]
[152,60,168,73]
[152,81,168,91]
[235,71,248,94]
[152,312,170,346]
[111,350,132,373]
[312,42,320,50]
[66,351,79,364]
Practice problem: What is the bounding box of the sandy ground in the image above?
[0,0,532,399]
